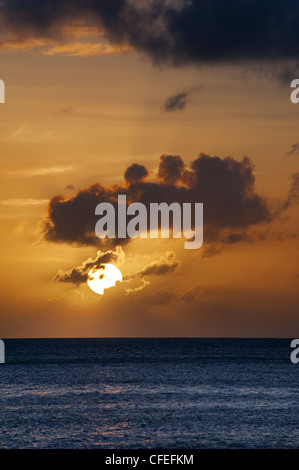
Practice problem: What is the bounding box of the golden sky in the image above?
[1,2,299,337]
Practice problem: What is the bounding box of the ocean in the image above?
[0,338,298,449]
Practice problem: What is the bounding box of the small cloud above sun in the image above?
[87,264,122,295]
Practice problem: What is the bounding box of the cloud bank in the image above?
[1,0,299,72]
[42,153,298,250]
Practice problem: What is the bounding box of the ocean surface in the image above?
[0,338,298,449]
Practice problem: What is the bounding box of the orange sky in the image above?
[0,33,299,337]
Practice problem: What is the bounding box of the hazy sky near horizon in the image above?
[1,0,299,337]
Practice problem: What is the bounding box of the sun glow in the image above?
[87,263,122,295]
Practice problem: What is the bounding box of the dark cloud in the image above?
[188,154,271,229]
[65,184,75,191]
[42,183,121,246]
[163,92,188,112]
[280,173,299,211]
[42,153,298,248]
[163,85,203,112]
[158,154,185,184]
[54,246,124,284]
[285,143,299,158]
[1,1,299,73]
[274,63,299,86]
[124,163,148,184]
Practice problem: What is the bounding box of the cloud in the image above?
[0,0,299,75]
[42,183,122,246]
[41,153,298,248]
[124,251,181,281]
[163,92,188,112]
[1,198,49,206]
[163,85,203,112]
[201,243,226,259]
[43,41,130,57]
[0,18,131,56]
[124,164,148,184]
[285,143,299,158]
[54,246,125,284]
[0,36,124,57]
[54,248,180,295]
[158,154,185,184]
[9,124,55,143]
[279,173,299,211]
[123,251,181,294]
[7,165,73,178]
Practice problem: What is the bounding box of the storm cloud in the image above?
[1,0,299,71]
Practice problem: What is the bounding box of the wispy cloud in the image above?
[124,252,181,281]
[6,165,73,178]
[123,252,181,293]
[44,41,131,57]
[163,84,203,113]
[0,198,49,206]
[9,124,55,143]
[54,246,125,285]
[0,24,131,57]
[285,143,299,157]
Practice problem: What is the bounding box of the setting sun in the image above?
[87,264,122,295]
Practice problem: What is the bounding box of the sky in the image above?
[0,0,299,337]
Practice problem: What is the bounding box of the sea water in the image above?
[0,338,298,448]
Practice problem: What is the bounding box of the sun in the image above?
[87,263,122,295]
